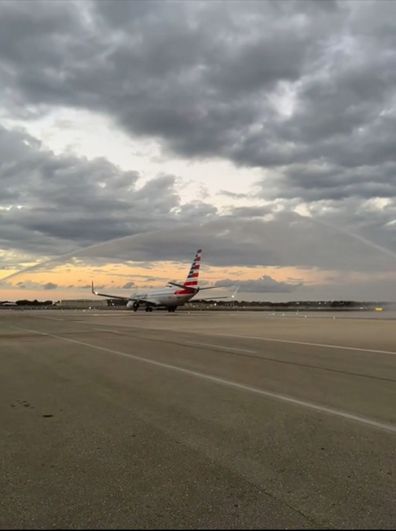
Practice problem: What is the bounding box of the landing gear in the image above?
[145,306,153,312]
[132,302,139,312]
[167,306,177,313]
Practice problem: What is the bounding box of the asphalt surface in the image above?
[1,310,395,529]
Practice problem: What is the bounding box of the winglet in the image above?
[231,285,240,299]
[91,281,97,295]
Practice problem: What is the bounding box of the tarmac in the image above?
[0,309,395,529]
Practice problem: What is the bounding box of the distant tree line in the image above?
[14,300,53,306]
[191,299,386,308]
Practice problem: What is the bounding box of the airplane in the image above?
[91,249,235,312]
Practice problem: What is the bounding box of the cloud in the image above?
[219,190,250,199]
[1,131,395,302]
[1,1,396,208]
[2,279,58,290]
[12,210,392,275]
[215,275,302,293]
[0,125,217,256]
[43,282,57,290]
[122,281,135,289]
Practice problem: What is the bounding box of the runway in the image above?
[1,310,395,528]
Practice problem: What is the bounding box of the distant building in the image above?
[54,299,108,309]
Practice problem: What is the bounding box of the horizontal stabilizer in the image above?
[168,281,196,291]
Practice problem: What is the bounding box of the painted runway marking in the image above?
[53,328,396,383]
[54,313,396,357]
[156,339,396,383]
[11,324,396,435]
[164,340,257,355]
[36,316,65,321]
[77,320,396,357]
[211,333,396,357]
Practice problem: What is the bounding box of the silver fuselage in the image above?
[131,286,196,307]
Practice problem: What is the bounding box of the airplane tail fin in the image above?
[184,249,202,288]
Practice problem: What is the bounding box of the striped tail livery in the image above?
[184,248,202,288]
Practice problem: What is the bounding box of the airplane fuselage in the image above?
[92,249,208,312]
[127,286,196,310]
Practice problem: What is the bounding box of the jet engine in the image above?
[126,300,139,311]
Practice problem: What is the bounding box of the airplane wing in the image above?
[197,286,240,302]
[167,282,218,292]
[91,282,160,306]
[91,281,132,301]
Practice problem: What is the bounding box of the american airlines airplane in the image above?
[91,249,231,312]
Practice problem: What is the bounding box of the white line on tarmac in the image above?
[64,313,396,357]
[36,316,66,321]
[11,324,396,435]
[94,331,258,354]
[182,341,257,354]
[88,324,396,357]
[93,328,123,334]
[211,333,396,357]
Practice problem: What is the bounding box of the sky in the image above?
[1,0,396,302]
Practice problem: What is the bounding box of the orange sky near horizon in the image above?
[0,261,329,300]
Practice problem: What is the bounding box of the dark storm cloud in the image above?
[304,197,396,261]
[260,161,396,202]
[4,0,396,201]
[71,212,396,274]
[0,125,216,255]
[229,206,274,218]
[1,0,396,204]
